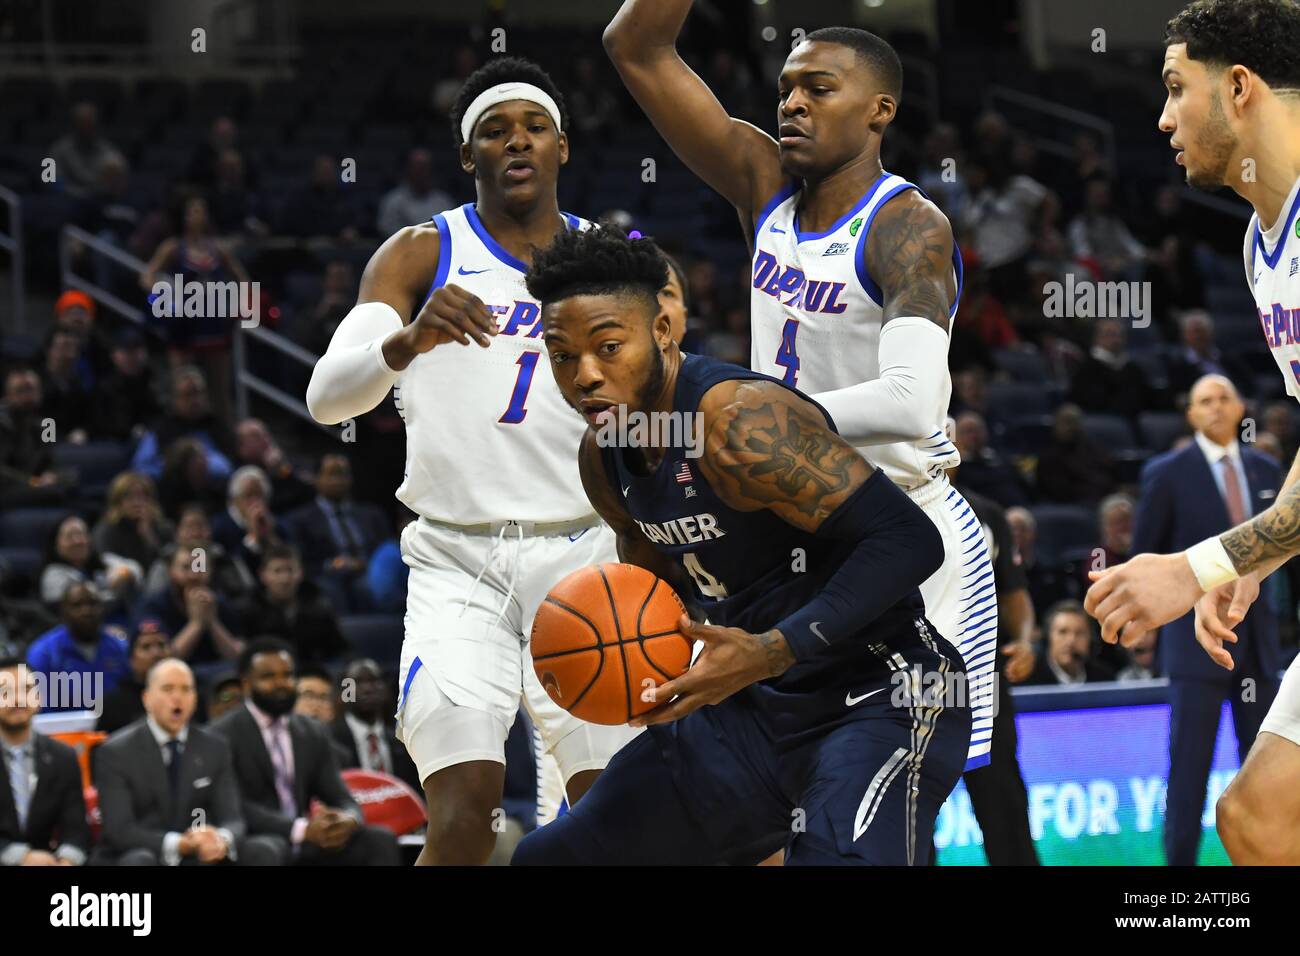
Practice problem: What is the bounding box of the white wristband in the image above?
[1186,537,1240,592]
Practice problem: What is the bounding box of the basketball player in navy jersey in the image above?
[306,58,638,865]
[1085,0,1300,864]
[605,2,999,772]
[511,225,971,865]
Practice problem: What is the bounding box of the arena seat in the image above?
[988,381,1050,418]
[0,507,69,550]
[338,614,405,668]
[51,441,131,491]
[0,546,42,586]
[1081,414,1137,450]
[1137,411,1186,453]
[1030,504,1098,568]
[992,348,1048,383]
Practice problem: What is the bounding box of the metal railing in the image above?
[985,85,1118,171]
[0,186,26,327]
[58,224,331,434]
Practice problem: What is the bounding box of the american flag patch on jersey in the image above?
[675,461,692,483]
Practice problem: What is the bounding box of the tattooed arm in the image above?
[811,190,958,446]
[632,380,944,726]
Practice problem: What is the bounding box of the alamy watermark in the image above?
[1,669,104,716]
[150,274,260,328]
[593,404,705,459]
[1043,275,1151,328]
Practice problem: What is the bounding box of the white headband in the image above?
[460,82,563,143]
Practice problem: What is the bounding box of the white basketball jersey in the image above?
[393,204,593,525]
[1245,173,1300,402]
[749,172,963,490]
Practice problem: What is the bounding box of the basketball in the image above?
[530,563,692,725]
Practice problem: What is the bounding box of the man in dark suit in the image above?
[95,657,284,865]
[286,454,389,612]
[1131,374,1282,866]
[0,657,89,866]
[211,638,400,865]
[330,658,422,794]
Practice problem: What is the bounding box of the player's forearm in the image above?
[1217,478,1300,577]
[811,318,950,446]
[305,302,405,424]
[775,470,944,661]
[604,0,693,59]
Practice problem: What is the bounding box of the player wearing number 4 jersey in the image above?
[305,57,638,865]
[1083,0,1300,864]
[605,1,994,768]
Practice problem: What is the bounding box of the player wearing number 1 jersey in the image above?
[605,1,995,768]
[305,57,638,865]
[1083,0,1300,864]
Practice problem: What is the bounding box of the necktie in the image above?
[334,504,362,558]
[165,739,183,804]
[366,730,384,772]
[10,747,30,832]
[268,722,297,817]
[1221,457,1248,527]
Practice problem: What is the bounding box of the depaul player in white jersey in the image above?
[1085,0,1300,864]
[306,57,638,865]
[606,1,994,768]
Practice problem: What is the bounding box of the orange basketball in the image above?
[530,563,692,725]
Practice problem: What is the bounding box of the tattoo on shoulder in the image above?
[866,195,953,329]
[1221,483,1300,573]
[701,383,871,532]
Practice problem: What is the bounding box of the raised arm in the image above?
[811,190,957,445]
[603,0,785,232]
[577,430,702,618]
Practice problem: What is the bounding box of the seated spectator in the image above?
[156,439,227,520]
[280,154,362,242]
[131,367,236,485]
[1067,319,1163,419]
[26,582,130,712]
[1116,632,1160,681]
[567,57,619,141]
[1166,311,1253,402]
[294,665,338,724]
[329,658,421,794]
[377,148,452,238]
[951,411,1029,508]
[234,418,315,514]
[48,101,125,198]
[287,455,388,613]
[366,510,414,614]
[0,368,75,507]
[207,149,268,239]
[1066,178,1149,280]
[187,117,247,190]
[1026,601,1116,686]
[97,619,171,735]
[81,153,142,255]
[1005,506,1080,613]
[1035,404,1117,504]
[235,544,349,665]
[0,657,89,866]
[961,156,1056,309]
[51,290,111,385]
[93,471,171,570]
[1263,401,1298,463]
[38,515,142,623]
[90,327,162,442]
[211,639,400,865]
[291,260,357,358]
[95,657,284,866]
[1085,493,1136,587]
[212,466,288,575]
[38,328,93,444]
[145,504,254,600]
[206,673,243,723]
[135,545,245,666]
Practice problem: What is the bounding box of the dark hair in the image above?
[130,620,170,653]
[0,655,24,671]
[296,663,335,685]
[42,512,105,577]
[1044,600,1089,632]
[450,56,570,146]
[525,223,669,313]
[804,27,904,99]
[1166,0,1300,90]
[259,542,301,570]
[237,636,296,677]
[661,252,690,312]
[209,673,241,695]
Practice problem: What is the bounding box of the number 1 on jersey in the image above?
[500,351,540,424]
[774,318,800,385]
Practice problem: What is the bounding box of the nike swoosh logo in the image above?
[769,224,786,234]
[458,266,490,275]
[567,529,589,542]
[622,485,631,497]
[810,621,830,646]
[845,688,886,707]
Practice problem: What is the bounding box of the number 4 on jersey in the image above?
[683,552,728,598]
[774,318,800,385]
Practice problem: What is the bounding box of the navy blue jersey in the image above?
[599,352,932,741]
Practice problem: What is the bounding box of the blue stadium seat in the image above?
[0,546,42,585]
[992,348,1047,383]
[998,414,1054,455]
[1081,414,1137,450]
[1030,504,1098,568]
[0,508,69,551]
[1137,412,1186,454]
[988,381,1049,419]
[51,441,131,491]
[338,614,405,669]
